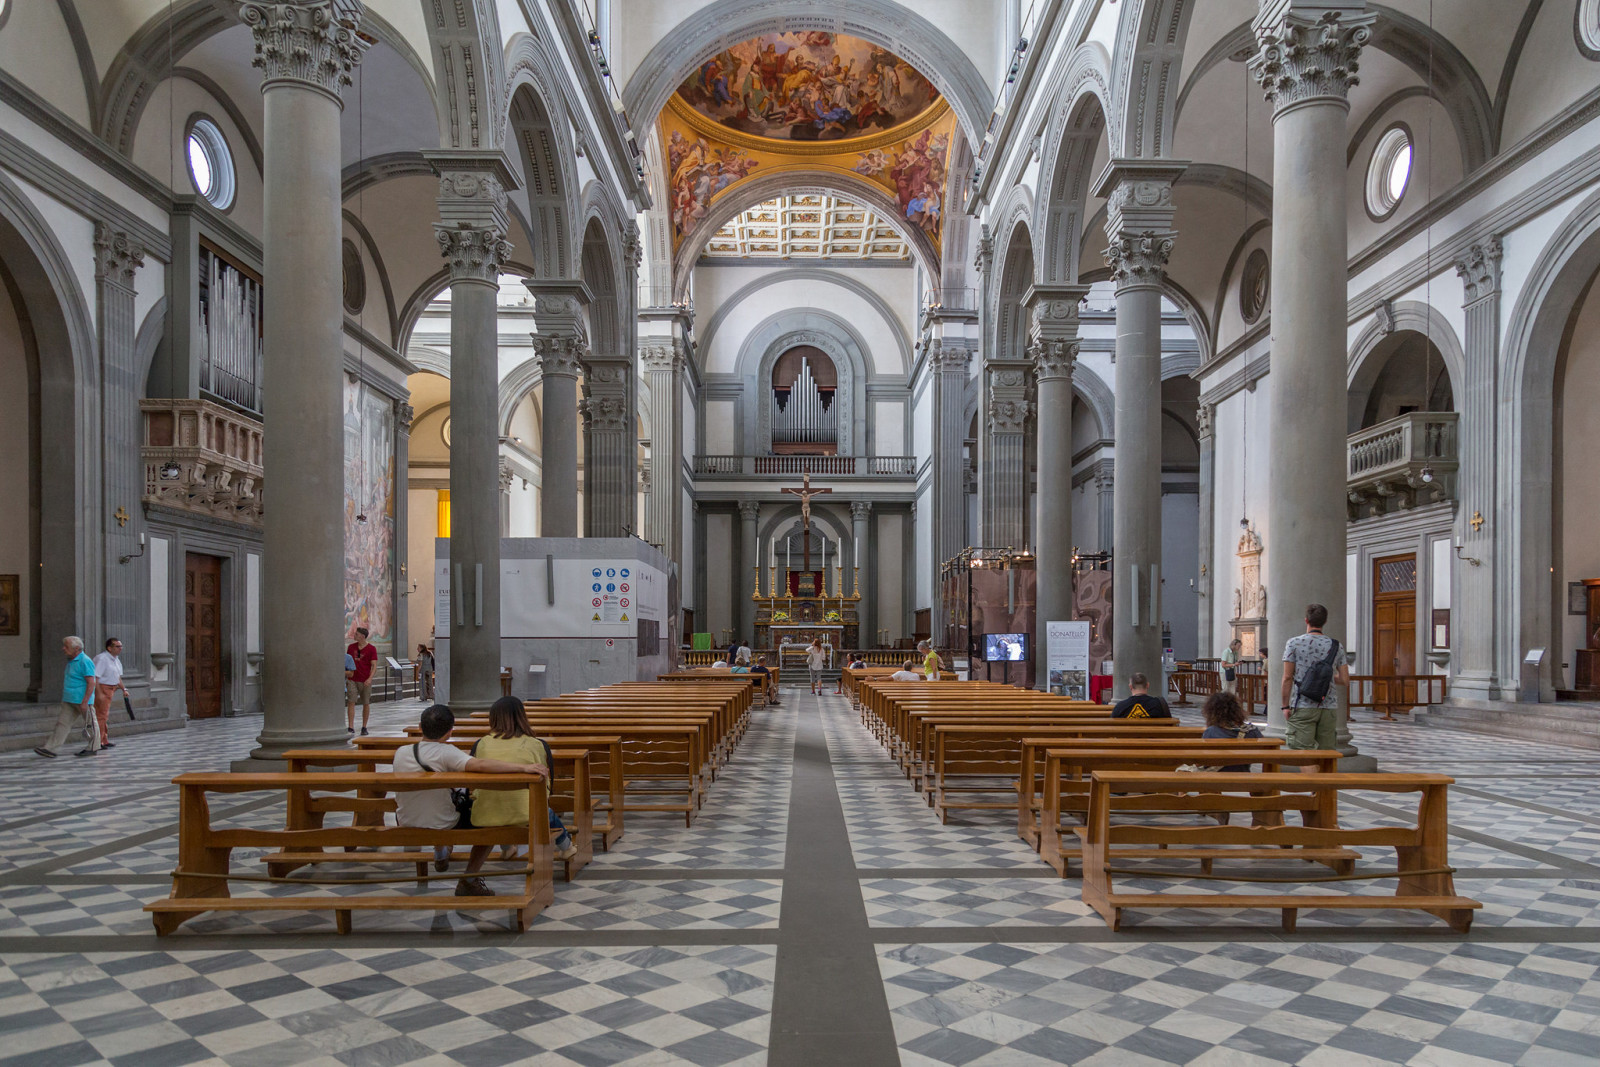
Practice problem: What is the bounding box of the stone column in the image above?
[498,459,514,538]
[241,0,367,761]
[528,285,588,537]
[982,364,1031,549]
[1096,160,1184,698]
[1196,402,1216,659]
[739,500,759,642]
[641,339,687,558]
[581,356,633,537]
[930,340,972,582]
[1094,461,1115,553]
[1252,1,1375,760]
[851,499,872,642]
[94,225,147,689]
[1451,237,1501,699]
[430,153,516,713]
[1026,286,1089,689]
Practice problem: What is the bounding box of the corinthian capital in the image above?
[1454,236,1503,305]
[238,1,367,97]
[640,341,685,375]
[1196,402,1215,439]
[435,223,513,283]
[1103,231,1175,286]
[93,224,145,287]
[1250,4,1376,112]
[532,334,586,379]
[738,500,760,521]
[1030,339,1078,381]
[928,340,972,374]
[580,394,630,433]
[988,397,1033,435]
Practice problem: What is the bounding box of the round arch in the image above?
[497,355,546,438]
[579,204,627,358]
[1503,189,1600,697]
[732,308,873,456]
[1034,49,1113,285]
[505,35,579,280]
[757,503,854,565]
[1346,299,1466,427]
[671,170,941,296]
[621,0,992,143]
[697,267,913,373]
[993,205,1036,363]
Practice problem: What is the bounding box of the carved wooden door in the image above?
[185,553,223,719]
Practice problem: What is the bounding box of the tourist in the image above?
[1111,673,1172,719]
[917,639,941,680]
[806,637,826,694]
[1281,603,1348,750]
[417,643,436,701]
[470,696,579,864]
[890,659,921,682]
[392,703,555,898]
[91,637,128,751]
[346,626,377,735]
[1222,638,1242,693]
[752,654,777,705]
[34,636,99,759]
[1200,690,1264,772]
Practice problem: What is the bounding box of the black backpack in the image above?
[1294,639,1342,706]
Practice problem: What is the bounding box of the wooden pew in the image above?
[270,746,595,882]
[145,771,555,935]
[1034,745,1344,877]
[1078,771,1481,932]
[902,708,1127,783]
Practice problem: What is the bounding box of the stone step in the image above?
[0,702,186,752]
[1416,701,1600,750]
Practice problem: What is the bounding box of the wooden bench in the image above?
[1036,746,1344,877]
[146,771,555,935]
[269,746,595,882]
[1169,669,1221,706]
[902,708,1130,784]
[1078,770,1481,932]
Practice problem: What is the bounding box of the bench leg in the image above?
[157,786,231,936]
[1281,907,1298,933]
[335,909,353,935]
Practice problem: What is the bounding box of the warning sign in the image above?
[620,613,629,622]
[592,613,601,621]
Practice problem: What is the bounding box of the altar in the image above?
[770,624,845,647]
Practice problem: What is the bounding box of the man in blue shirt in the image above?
[35,635,100,758]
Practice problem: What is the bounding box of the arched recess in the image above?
[99,3,434,157]
[1074,262,1215,363]
[0,170,96,699]
[1346,300,1466,428]
[579,207,625,358]
[1034,56,1112,285]
[670,171,941,296]
[1072,362,1117,440]
[1108,0,1201,159]
[621,0,992,143]
[732,309,872,457]
[1502,187,1600,697]
[696,267,913,373]
[505,36,579,280]
[758,503,854,570]
[498,356,545,437]
[993,210,1036,363]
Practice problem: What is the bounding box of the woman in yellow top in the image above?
[917,639,941,679]
[471,696,578,861]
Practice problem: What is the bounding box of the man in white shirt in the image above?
[91,638,127,751]
[393,703,550,897]
[890,659,923,682]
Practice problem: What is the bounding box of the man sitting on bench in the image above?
[1110,673,1172,719]
[393,704,551,898]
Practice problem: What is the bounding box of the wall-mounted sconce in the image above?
[119,532,146,565]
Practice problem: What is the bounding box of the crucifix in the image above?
[780,471,832,571]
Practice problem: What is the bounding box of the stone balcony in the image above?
[1347,411,1458,520]
[693,455,916,478]
[141,398,264,526]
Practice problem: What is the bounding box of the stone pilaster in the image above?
[851,499,872,641]
[1451,236,1501,698]
[738,500,759,642]
[1027,284,1089,688]
[393,399,412,659]
[241,0,368,763]
[929,340,972,586]
[1252,1,1375,767]
[981,363,1031,549]
[641,339,687,559]
[1196,402,1216,659]
[1096,160,1183,698]
[581,356,634,538]
[1094,461,1115,553]
[95,225,146,689]
[527,284,589,537]
[429,150,516,713]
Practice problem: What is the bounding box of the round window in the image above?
[186,117,236,210]
[1365,125,1412,220]
[1579,0,1600,59]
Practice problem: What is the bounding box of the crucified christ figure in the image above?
[780,471,832,571]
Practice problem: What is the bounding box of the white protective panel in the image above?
[436,557,666,640]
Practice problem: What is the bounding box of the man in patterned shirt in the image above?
[1280,603,1349,750]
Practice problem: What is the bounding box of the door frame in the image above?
[1346,502,1453,678]
[1372,551,1419,679]
[184,551,227,719]
[149,516,258,717]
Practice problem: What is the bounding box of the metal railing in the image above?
[693,455,916,477]
[922,287,979,313]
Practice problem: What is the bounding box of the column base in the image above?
[243,722,355,765]
[1336,752,1378,772]
[1447,672,1501,703]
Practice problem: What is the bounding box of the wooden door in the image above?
[185,553,224,719]
[1371,554,1417,710]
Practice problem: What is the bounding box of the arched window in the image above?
[1365,125,1412,221]
[186,117,236,210]
[771,346,838,454]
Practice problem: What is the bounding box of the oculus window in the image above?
[1365,125,1411,221]
[1580,0,1600,59]
[186,117,236,210]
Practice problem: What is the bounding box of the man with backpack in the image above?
[1280,603,1349,750]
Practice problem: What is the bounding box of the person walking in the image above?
[346,626,377,735]
[918,640,941,680]
[806,637,826,695]
[1222,638,1242,693]
[1281,603,1349,750]
[91,637,128,750]
[417,643,436,701]
[35,636,99,758]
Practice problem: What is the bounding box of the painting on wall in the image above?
[676,32,940,142]
[344,378,395,652]
[851,128,950,237]
[668,130,761,237]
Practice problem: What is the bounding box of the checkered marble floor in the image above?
[1,688,1598,1064]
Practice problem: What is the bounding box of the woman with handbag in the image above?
[471,696,580,865]
[1222,638,1242,693]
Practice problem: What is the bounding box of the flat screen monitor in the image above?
[984,633,1028,662]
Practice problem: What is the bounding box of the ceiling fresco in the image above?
[675,32,941,143]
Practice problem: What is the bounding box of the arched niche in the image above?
[734,309,871,457]
[1347,301,1465,434]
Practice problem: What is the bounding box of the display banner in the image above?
[1045,620,1091,698]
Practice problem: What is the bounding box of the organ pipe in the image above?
[772,356,837,445]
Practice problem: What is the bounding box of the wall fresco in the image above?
[344,378,395,653]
